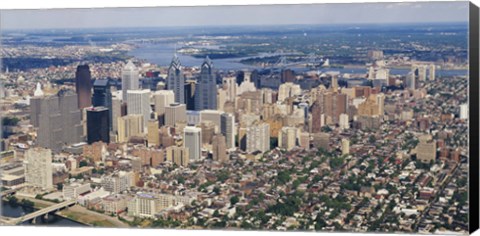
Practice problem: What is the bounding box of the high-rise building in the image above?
[166,146,190,167]
[92,79,113,130]
[167,54,185,103]
[37,90,83,152]
[86,107,110,144]
[246,123,270,154]
[117,114,145,143]
[184,80,196,110]
[30,96,42,127]
[339,113,349,130]
[200,110,223,132]
[278,126,298,151]
[126,90,151,129]
[122,61,139,101]
[165,103,187,127]
[183,126,202,162]
[212,134,227,162]
[24,147,53,189]
[75,64,92,109]
[147,120,160,147]
[194,57,217,110]
[222,76,237,102]
[111,92,123,133]
[278,82,301,102]
[153,90,175,125]
[221,113,235,149]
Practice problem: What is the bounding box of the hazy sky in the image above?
[0,2,469,30]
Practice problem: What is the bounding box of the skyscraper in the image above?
[122,61,139,101]
[153,90,175,125]
[184,80,196,110]
[92,79,113,130]
[212,134,227,162]
[183,126,202,162]
[166,146,190,167]
[167,54,185,104]
[127,90,151,129]
[194,57,217,111]
[246,123,270,154]
[221,112,235,149]
[278,126,298,151]
[37,89,83,152]
[75,64,92,109]
[86,106,110,144]
[117,114,145,143]
[165,103,187,127]
[24,147,53,189]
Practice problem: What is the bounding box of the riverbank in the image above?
[5,195,127,228]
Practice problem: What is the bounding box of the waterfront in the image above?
[1,201,84,227]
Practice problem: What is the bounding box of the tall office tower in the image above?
[153,90,175,125]
[217,88,227,111]
[167,54,185,103]
[184,80,196,110]
[30,96,42,127]
[37,90,83,152]
[127,89,151,129]
[24,147,53,189]
[200,121,216,145]
[183,126,202,162]
[222,76,237,102]
[280,69,295,83]
[460,103,469,120]
[117,114,145,143]
[250,70,261,88]
[278,82,301,102]
[331,75,339,92]
[376,93,385,116]
[75,64,92,109]
[406,72,416,90]
[86,107,110,144]
[321,92,347,125]
[166,146,190,167]
[212,134,227,162]
[429,64,436,81]
[111,92,123,133]
[122,61,139,101]
[92,79,113,130]
[200,110,222,132]
[311,95,324,133]
[221,113,235,149]
[246,123,270,154]
[341,138,350,156]
[194,57,217,111]
[339,113,349,130]
[278,126,298,151]
[165,103,187,127]
[147,120,160,147]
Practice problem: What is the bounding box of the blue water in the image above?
[129,43,468,77]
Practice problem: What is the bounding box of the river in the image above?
[1,201,84,227]
[129,43,468,77]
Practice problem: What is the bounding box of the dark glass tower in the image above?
[86,106,110,144]
[184,80,196,110]
[194,56,217,111]
[75,64,92,109]
[92,79,113,130]
[167,54,185,104]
